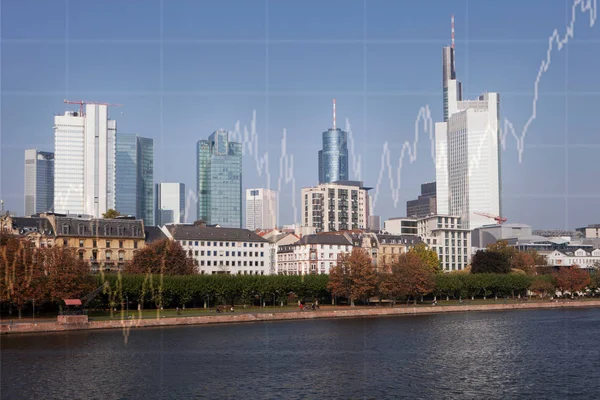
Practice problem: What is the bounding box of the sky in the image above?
[1,0,599,230]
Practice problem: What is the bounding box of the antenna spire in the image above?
[451,14,455,49]
[333,98,337,130]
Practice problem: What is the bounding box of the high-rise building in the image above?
[54,104,116,217]
[115,133,154,226]
[318,99,348,184]
[407,181,437,218]
[197,130,242,228]
[301,180,370,233]
[245,188,277,231]
[156,183,186,226]
[435,16,501,230]
[136,136,154,226]
[24,149,54,216]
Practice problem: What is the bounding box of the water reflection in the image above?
[2,309,600,399]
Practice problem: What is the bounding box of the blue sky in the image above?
[1,0,599,229]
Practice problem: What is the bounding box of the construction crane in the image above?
[474,212,507,225]
[63,99,123,116]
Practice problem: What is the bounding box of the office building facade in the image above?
[196,130,242,228]
[301,180,370,233]
[406,181,437,218]
[245,188,277,231]
[54,104,116,217]
[435,39,501,230]
[318,99,348,184]
[115,133,154,226]
[156,183,186,226]
[24,149,54,216]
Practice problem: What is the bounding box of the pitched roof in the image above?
[9,217,55,235]
[145,226,167,243]
[54,216,145,239]
[296,234,352,246]
[165,224,268,242]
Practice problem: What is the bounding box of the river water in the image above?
[2,308,600,399]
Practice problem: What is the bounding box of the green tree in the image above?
[530,277,555,299]
[408,243,441,273]
[471,250,511,274]
[102,209,121,219]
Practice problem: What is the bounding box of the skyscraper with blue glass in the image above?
[196,130,242,228]
[115,133,154,226]
[318,99,348,184]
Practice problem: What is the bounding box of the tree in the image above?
[0,237,46,318]
[486,241,516,261]
[511,251,536,275]
[40,246,95,310]
[391,252,436,304]
[471,250,511,274]
[125,239,197,275]
[553,266,591,298]
[408,243,441,273]
[530,277,555,299]
[328,248,377,306]
[102,209,121,219]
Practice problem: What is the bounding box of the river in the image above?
[2,308,600,399]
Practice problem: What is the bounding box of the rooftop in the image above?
[165,224,267,242]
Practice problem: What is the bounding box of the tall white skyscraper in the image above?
[24,149,54,216]
[435,21,501,230]
[156,183,186,226]
[54,104,116,217]
[245,188,277,231]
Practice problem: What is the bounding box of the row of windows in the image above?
[189,250,264,257]
[199,260,265,267]
[78,239,138,249]
[200,270,265,275]
[180,240,264,248]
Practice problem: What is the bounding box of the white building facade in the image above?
[156,183,186,226]
[265,232,300,275]
[301,181,370,233]
[436,44,501,230]
[161,223,269,275]
[54,104,116,217]
[417,215,471,272]
[245,188,277,231]
[545,248,600,269]
[277,234,353,275]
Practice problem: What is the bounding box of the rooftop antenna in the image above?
[333,98,336,130]
[451,14,455,49]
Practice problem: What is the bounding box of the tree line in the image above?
[2,235,600,317]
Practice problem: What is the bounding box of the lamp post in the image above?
[126,295,129,318]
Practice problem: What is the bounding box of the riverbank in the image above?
[3,299,600,335]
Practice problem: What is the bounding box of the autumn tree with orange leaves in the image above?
[388,252,436,305]
[327,248,377,306]
[553,265,591,298]
[125,239,197,276]
[40,246,95,310]
[0,237,46,318]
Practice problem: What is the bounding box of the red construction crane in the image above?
[474,212,507,225]
[63,99,123,116]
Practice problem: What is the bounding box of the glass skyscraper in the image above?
[115,133,154,226]
[24,149,54,216]
[196,130,242,228]
[318,128,348,184]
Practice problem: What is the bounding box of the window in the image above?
[182,241,187,246]
[195,241,199,246]
[213,242,217,246]
[207,261,211,266]
[106,240,111,248]
[201,241,205,246]
[244,243,247,247]
[105,250,112,260]
[134,241,138,249]
[63,239,68,246]
[226,251,229,256]
[201,251,205,256]
[119,251,125,261]
[238,251,241,257]
[260,252,264,257]
[79,240,84,248]
[220,242,223,247]
[77,225,85,235]
[207,242,211,246]
[119,240,124,248]
[79,251,84,260]
[92,239,97,248]
[226,242,229,247]
[195,250,199,256]
[261,243,264,248]
[244,252,247,257]
[92,225,97,235]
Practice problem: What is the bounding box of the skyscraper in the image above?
[24,149,54,216]
[156,183,185,226]
[196,130,242,228]
[115,133,154,226]
[54,104,116,217]
[435,16,501,230]
[318,99,348,184]
[245,188,277,231]
[406,182,437,218]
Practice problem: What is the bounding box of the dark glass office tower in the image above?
[196,130,243,228]
[318,99,348,184]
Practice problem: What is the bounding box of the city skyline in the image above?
[1,1,599,230]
